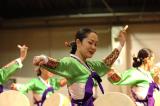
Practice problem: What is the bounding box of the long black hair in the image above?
[65,28,97,54]
[132,48,153,68]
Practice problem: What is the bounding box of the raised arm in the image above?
[4,45,28,68]
[103,25,128,67]
[107,68,148,86]
[0,45,28,84]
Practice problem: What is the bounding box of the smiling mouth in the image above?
[89,51,95,55]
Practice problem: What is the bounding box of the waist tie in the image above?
[132,82,159,106]
[0,85,3,93]
[147,82,159,106]
[71,71,104,106]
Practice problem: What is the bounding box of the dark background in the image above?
[0,0,160,20]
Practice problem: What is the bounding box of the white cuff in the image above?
[15,58,23,68]
[15,83,22,90]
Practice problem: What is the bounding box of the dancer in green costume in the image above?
[0,45,28,93]
[11,66,67,106]
[108,48,160,106]
[33,27,127,106]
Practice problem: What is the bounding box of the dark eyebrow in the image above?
[88,39,98,42]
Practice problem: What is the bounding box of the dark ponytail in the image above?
[65,28,96,54]
[133,57,143,67]
[65,41,77,54]
[132,48,153,68]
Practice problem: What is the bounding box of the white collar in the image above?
[70,54,92,72]
[39,76,51,87]
[138,67,150,74]
[138,67,153,82]
[70,54,82,62]
[138,67,146,73]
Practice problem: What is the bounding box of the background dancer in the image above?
[0,45,28,93]
[11,66,67,106]
[108,48,160,106]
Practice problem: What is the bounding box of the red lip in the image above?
[89,51,95,55]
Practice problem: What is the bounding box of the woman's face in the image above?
[77,32,98,59]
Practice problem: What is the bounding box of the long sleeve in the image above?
[50,77,62,90]
[16,79,35,94]
[103,48,120,67]
[42,57,72,79]
[16,77,61,95]
[110,68,149,87]
[0,59,23,84]
[43,57,110,86]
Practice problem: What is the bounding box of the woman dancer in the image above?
[33,26,127,106]
[0,45,28,93]
[108,48,160,106]
[11,66,67,106]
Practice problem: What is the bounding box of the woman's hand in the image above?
[118,25,128,47]
[18,45,28,62]
[33,55,59,68]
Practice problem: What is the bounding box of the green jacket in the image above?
[16,77,61,96]
[43,56,110,86]
[0,63,22,84]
